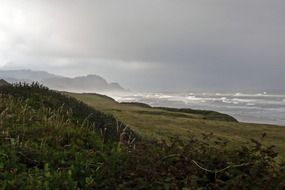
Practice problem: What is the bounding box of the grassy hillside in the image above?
[0,83,130,141]
[0,84,134,189]
[0,79,10,86]
[69,92,285,157]
[0,84,284,189]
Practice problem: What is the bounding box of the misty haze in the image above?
[0,0,285,189]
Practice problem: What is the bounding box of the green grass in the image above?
[0,84,135,189]
[68,92,285,157]
[1,84,284,189]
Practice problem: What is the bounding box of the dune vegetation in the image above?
[0,84,284,189]
[69,92,285,157]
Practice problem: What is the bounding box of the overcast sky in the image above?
[0,0,284,91]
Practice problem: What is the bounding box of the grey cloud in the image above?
[0,0,285,91]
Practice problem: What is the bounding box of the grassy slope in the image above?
[1,85,284,188]
[0,79,10,86]
[68,92,285,157]
[0,84,136,189]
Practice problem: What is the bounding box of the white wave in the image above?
[186,96,203,101]
[222,99,234,104]
[158,95,173,99]
[217,97,256,105]
[231,98,255,103]
[186,96,223,102]
[116,97,137,102]
[231,92,285,98]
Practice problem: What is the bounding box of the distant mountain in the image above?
[0,69,61,83]
[42,74,125,92]
[0,79,10,86]
[0,70,126,93]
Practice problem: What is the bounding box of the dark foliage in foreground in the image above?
[117,136,285,189]
[0,84,284,189]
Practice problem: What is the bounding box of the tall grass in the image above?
[0,83,284,189]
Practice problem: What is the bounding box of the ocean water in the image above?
[112,92,285,126]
